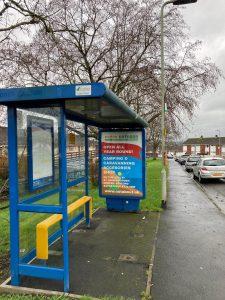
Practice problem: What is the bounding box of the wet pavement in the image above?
[20,209,159,299]
[151,160,225,300]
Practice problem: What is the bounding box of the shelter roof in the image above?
[0,83,148,129]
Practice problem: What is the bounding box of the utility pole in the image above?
[160,0,197,208]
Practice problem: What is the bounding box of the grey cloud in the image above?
[180,0,225,139]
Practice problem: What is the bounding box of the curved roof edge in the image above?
[0,82,148,128]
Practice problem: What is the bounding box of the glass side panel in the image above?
[19,211,62,268]
[67,183,86,220]
[66,120,85,182]
[17,107,60,204]
[67,182,85,206]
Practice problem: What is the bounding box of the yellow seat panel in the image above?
[36,196,92,260]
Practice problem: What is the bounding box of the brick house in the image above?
[183,137,225,156]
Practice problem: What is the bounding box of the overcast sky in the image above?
[178,0,225,140]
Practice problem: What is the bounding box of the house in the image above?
[183,137,225,156]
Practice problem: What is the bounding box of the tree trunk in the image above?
[153,147,157,160]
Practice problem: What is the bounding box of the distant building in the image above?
[182,137,225,156]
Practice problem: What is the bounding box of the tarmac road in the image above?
[196,181,225,216]
[151,160,225,300]
[186,164,225,215]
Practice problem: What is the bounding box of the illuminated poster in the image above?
[27,116,54,191]
[100,130,145,198]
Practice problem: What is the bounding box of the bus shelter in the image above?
[0,82,147,292]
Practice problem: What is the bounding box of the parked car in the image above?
[178,154,189,165]
[174,152,183,161]
[185,156,200,172]
[167,153,173,159]
[193,157,225,183]
[174,154,179,161]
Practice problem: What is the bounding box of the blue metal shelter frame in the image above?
[0,82,147,292]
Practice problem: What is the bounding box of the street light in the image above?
[160,0,197,208]
[215,130,221,156]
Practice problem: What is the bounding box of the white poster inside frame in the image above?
[27,116,54,191]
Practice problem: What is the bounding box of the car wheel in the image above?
[193,172,196,180]
[198,173,204,183]
[186,168,189,172]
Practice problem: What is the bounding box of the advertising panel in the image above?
[100,130,145,198]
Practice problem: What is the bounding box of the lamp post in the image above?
[160,0,197,208]
[216,130,221,156]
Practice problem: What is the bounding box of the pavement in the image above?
[151,160,225,300]
[19,209,159,299]
[6,160,225,299]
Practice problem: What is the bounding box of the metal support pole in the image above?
[218,135,221,156]
[85,124,89,196]
[7,106,20,286]
[59,103,69,292]
[160,1,173,208]
[160,0,197,208]
[216,130,221,156]
[85,124,90,227]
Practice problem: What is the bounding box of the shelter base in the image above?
[106,198,140,212]
[13,209,159,299]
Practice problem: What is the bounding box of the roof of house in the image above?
[183,137,225,145]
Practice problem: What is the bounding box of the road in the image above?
[151,159,225,300]
[183,162,225,215]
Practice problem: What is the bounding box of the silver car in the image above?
[193,157,225,183]
[185,156,200,172]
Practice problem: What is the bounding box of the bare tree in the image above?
[0,105,6,126]
[0,0,222,139]
[147,117,161,160]
[0,0,55,37]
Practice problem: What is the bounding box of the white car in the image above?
[193,157,225,183]
[185,156,200,172]
[167,153,173,159]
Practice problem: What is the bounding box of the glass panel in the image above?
[67,183,86,219]
[17,107,60,204]
[34,192,60,206]
[188,157,200,162]
[65,98,134,126]
[67,182,85,205]
[203,159,225,166]
[66,120,85,182]
[19,211,62,268]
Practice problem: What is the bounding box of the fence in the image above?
[0,149,99,197]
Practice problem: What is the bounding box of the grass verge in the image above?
[140,158,163,211]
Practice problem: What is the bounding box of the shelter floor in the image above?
[19,209,159,299]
